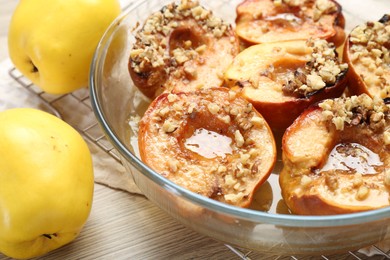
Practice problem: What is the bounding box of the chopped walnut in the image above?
[319,94,390,132]
[277,0,305,7]
[158,107,170,117]
[207,103,220,114]
[183,65,198,78]
[130,0,231,75]
[162,119,178,133]
[240,153,251,164]
[282,39,348,97]
[220,115,231,124]
[224,192,245,204]
[274,0,337,21]
[187,102,196,113]
[355,186,370,200]
[313,0,338,21]
[352,173,364,188]
[218,165,227,173]
[234,130,245,147]
[229,106,240,116]
[348,16,390,99]
[325,173,338,191]
[172,48,191,64]
[273,0,283,6]
[168,159,180,172]
[384,169,390,187]
[384,130,390,145]
[167,93,178,102]
[195,44,207,54]
[228,90,236,100]
[225,175,237,187]
[250,116,264,127]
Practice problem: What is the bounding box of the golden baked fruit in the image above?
[128,0,240,99]
[138,88,276,208]
[235,0,345,46]
[224,38,348,130]
[343,14,390,100]
[280,94,390,215]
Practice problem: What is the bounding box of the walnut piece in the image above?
[349,16,390,99]
[274,0,338,21]
[282,39,348,98]
[130,0,230,74]
[319,94,390,132]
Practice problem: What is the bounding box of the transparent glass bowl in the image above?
[90,0,390,255]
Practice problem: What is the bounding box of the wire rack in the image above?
[8,67,390,260]
[8,68,121,164]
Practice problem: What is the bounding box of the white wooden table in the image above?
[0,0,389,259]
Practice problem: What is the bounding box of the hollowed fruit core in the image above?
[184,128,232,159]
[169,27,205,53]
[268,58,306,86]
[178,111,234,160]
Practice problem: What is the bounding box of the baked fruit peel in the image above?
[138,88,276,208]
[0,108,94,259]
[224,38,348,130]
[128,0,240,99]
[343,14,390,100]
[8,0,121,94]
[280,94,390,215]
[235,0,345,46]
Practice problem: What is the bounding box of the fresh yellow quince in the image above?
[8,0,121,94]
[0,108,94,259]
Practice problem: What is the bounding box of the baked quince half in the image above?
[224,38,348,130]
[235,0,345,46]
[280,94,390,215]
[128,0,239,99]
[343,14,390,100]
[138,88,276,208]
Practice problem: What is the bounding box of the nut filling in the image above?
[319,94,390,133]
[274,0,338,22]
[282,39,348,97]
[130,0,231,74]
[281,93,390,214]
[314,95,390,203]
[138,88,276,207]
[348,15,390,99]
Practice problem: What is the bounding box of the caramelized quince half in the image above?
[224,39,348,130]
[343,14,390,100]
[128,0,239,99]
[280,94,390,215]
[235,0,345,46]
[138,88,276,208]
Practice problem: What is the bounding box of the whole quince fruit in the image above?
[8,0,121,94]
[0,108,94,259]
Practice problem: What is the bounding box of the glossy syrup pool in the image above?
[184,128,233,159]
[318,142,383,175]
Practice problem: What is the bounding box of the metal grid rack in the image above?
[8,68,390,260]
[8,68,121,163]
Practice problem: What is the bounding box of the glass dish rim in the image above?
[89,0,390,228]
